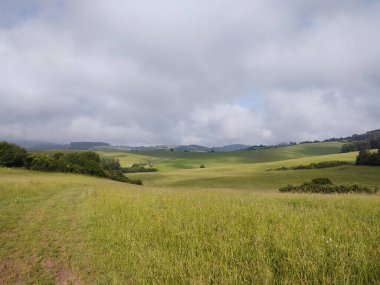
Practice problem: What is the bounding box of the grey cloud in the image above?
[0,0,379,145]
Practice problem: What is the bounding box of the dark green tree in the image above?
[0,141,27,167]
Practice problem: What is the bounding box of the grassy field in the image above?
[0,168,379,284]
[98,143,380,189]
[97,142,344,171]
[1,142,380,284]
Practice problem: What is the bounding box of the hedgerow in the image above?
[279,178,378,194]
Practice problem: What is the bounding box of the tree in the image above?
[25,153,57,171]
[356,149,380,166]
[0,141,27,167]
[101,157,121,172]
[341,140,370,153]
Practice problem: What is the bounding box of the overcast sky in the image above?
[1,0,379,146]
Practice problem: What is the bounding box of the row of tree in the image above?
[0,141,142,185]
[341,138,380,153]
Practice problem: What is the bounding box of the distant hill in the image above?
[95,144,252,152]
[211,144,252,152]
[69,142,110,150]
[2,128,378,152]
[174,145,210,152]
[0,139,51,148]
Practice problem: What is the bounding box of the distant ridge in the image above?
[69,142,110,150]
[2,128,378,152]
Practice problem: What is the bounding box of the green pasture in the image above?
[97,142,343,171]
[99,143,380,189]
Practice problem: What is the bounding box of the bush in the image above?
[63,152,105,176]
[356,149,380,166]
[268,161,351,171]
[200,165,206,168]
[101,157,122,172]
[122,166,157,173]
[0,141,27,167]
[128,178,143,185]
[341,141,370,153]
[279,178,377,194]
[24,153,57,171]
[311,177,332,185]
[0,142,142,185]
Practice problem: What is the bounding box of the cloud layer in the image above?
[1,0,379,145]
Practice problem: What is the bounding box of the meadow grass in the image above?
[97,142,344,171]
[126,151,380,189]
[0,168,379,284]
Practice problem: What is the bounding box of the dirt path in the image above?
[0,186,91,284]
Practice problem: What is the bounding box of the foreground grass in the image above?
[0,168,379,284]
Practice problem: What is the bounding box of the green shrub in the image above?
[311,178,332,185]
[356,149,380,166]
[268,161,351,171]
[63,152,105,176]
[0,141,27,167]
[122,166,157,173]
[341,140,370,153]
[101,157,122,172]
[24,153,57,171]
[0,142,143,185]
[279,178,377,194]
[128,178,143,185]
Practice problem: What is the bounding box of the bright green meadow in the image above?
[1,142,379,284]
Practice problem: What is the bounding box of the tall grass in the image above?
[83,187,380,284]
[1,169,378,284]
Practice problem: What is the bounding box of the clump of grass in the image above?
[279,178,378,194]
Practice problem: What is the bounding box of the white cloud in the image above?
[0,0,379,145]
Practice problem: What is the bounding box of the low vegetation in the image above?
[0,141,142,185]
[0,141,28,167]
[279,178,378,194]
[341,138,380,153]
[121,163,158,173]
[267,160,351,171]
[341,140,371,153]
[356,149,380,166]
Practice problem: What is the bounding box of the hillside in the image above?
[98,142,344,171]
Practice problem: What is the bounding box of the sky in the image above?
[0,0,379,146]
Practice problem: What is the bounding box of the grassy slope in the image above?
[98,142,343,170]
[130,159,380,189]
[0,168,379,284]
[103,143,380,189]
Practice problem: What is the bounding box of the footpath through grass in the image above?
[0,168,379,284]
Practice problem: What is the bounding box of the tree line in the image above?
[0,141,142,185]
[341,139,380,153]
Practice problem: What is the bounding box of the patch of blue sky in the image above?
[0,1,40,28]
[238,93,264,109]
